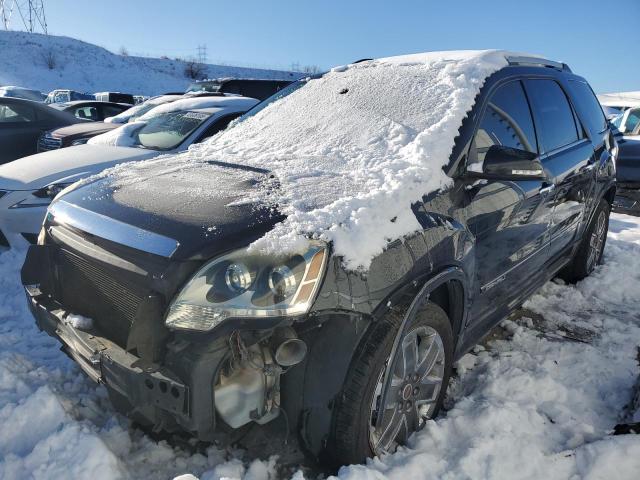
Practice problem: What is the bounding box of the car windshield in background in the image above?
[134,110,210,150]
[186,81,222,93]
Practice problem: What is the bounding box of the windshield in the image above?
[133,110,211,150]
[186,81,222,93]
[622,108,640,134]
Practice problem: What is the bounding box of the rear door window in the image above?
[469,80,538,170]
[73,106,99,121]
[0,103,36,123]
[567,80,607,134]
[524,79,580,153]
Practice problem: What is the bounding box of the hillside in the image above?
[0,30,301,96]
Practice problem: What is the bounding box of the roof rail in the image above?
[352,58,373,64]
[506,55,572,73]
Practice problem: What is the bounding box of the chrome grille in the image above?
[37,132,62,151]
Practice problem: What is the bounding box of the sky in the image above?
[43,0,639,93]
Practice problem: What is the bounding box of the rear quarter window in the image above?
[567,80,607,134]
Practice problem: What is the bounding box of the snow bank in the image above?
[0,30,300,96]
[1,215,640,479]
[105,50,510,269]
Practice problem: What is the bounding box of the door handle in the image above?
[539,183,556,194]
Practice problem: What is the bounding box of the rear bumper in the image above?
[613,185,640,215]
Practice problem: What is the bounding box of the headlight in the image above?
[9,182,73,208]
[70,138,89,146]
[165,242,328,331]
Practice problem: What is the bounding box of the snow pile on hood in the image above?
[87,121,146,147]
[104,94,183,124]
[103,50,509,269]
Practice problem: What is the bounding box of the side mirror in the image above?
[479,145,546,180]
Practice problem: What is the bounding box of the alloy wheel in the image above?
[368,325,445,455]
[586,210,606,273]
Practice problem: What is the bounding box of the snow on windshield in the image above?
[101,50,509,269]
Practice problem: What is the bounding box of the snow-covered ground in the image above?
[1,213,639,479]
[0,31,300,96]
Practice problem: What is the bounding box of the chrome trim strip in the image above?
[48,200,179,258]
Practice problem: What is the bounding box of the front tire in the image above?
[561,198,610,282]
[325,302,453,467]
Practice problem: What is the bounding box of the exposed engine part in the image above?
[214,328,308,429]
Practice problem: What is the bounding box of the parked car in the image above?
[37,122,120,152]
[45,89,95,104]
[0,97,80,164]
[37,95,187,152]
[0,94,259,247]
[611,107,640,214]
[38,94,231,152]
[185,78,294,100]
[94,92,135,105]
[0,86,46,102]
[48,100,132,122]
[20,52,616,468]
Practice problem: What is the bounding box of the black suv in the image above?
[21,53,616,467]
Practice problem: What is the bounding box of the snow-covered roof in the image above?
[598,91,640,108]
[137,95,259,120]
[102,50,515,269]
[104,95,184,123]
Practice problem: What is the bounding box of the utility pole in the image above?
[197,44,207,64]
[0,0,47,33]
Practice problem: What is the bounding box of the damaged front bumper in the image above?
[23,279,230,442]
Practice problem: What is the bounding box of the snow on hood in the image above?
[101,50,511,269]
[0,145,157,191]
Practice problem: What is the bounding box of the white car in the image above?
[0,94,259,248]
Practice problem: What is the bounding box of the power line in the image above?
[0,0,47,34]
[197,44,207,64]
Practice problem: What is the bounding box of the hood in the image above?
[0,145,158,191]
[617,137,640,184]
[51,122,119,139]
[53,159,283,260]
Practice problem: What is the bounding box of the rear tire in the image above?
[561,198,610,283]
[324,302,453,467]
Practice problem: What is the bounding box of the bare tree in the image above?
[184,59,206,80]
[42,48,56,70]
[119,46,129,56]
[303,65,320,74]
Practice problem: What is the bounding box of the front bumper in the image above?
[23,280,230,441]
[613,184,640,216]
